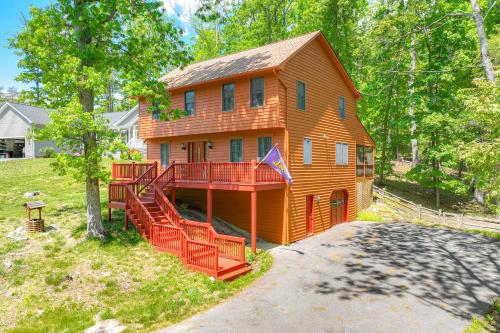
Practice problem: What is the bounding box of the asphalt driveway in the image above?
[159,222,500,333]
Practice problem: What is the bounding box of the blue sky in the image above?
[0,0,51,90]
[0,0,195,91]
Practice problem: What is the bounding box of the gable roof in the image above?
[160,31,360,98]
[112,105,138,128]
[0,102,52,125]
[103,111,128,128]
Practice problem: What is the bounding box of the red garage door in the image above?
[330,190,347,226]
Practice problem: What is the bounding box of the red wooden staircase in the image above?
[109,162,250,281]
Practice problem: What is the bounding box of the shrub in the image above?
[39,146,56,158]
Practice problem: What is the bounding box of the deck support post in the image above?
[108,207,111,223]
[207,189,213,224]
[171,188,176,206]
[251,190,257,254]
[124,213,129,231]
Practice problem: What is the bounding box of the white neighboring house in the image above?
[104,105,145,156]
[0,102,58,158]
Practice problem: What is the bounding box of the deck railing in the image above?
[112,162,156,180]
[173,161,283,184]
[111,162,248,277]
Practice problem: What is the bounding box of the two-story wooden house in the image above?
[134,31,374,249]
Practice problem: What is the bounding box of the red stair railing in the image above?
[111,162,248,278]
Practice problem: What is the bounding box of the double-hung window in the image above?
[160,143,169,168]
[297,81,306,110]
[230,139,243,162]
[356,145,365,176]
[336,143,348,165]
[258,137,272,161]
[250,77,264,107]
[152,103,160,120]
[365,147,374,176]
[303,138,312,165]
[184,90,195,115]
[222,83,234,112]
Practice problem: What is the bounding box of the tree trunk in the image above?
[379,82,394,183]
[81,88,105,240]
[86,175,104,238]
[75,0,105,239]
[470,0,496,82]
[408,36,419,167]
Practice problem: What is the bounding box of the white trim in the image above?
[112,105,139,127]
[0,103,33,125]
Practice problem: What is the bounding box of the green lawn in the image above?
[463,298,500,333]
[0,159,272,332]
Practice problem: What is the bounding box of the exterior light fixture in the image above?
[181,143,186,150]
[207,141,213,149]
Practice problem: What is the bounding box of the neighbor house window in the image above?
[297,81,306,110]
[230,138,243,162]
[250,77,264,107]
[339,96,345,120]
[184,90,195,115]
[336,143,348,165]
[303,138,312,165]
[258,137,272,161]
[222,83,234,112]
[160,143,169,168]
[356,145,365,176]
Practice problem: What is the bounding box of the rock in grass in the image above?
[84,319,126,333]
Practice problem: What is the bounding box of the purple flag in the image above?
[260,145,292,184]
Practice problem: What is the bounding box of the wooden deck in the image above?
[108,162,254,280]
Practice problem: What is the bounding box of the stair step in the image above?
[217,261,247,276]
[217,266,252,281]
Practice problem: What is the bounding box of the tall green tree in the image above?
[11,0,189,239]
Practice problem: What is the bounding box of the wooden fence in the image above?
[373,185,500,232]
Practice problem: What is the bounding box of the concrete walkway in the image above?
[158,222,500,333]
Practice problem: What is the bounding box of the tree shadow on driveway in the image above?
[316,223,500,321]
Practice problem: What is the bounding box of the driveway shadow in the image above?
[316,223,500,320]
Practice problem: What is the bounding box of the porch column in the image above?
[207,189,213,224]
[251,191,257,254]
[170,188,176,206]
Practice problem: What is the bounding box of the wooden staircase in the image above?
[112,163,250,281]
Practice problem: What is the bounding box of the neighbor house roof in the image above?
[0,102,52,125]
[160,31,360,98]
[103,111,128,128]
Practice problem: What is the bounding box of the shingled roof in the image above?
[0,102,52,125]
[160,31,321,90]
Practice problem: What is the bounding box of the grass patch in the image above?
[463,298,500,333]
[357,210,384,222]
[412,219,500,240]
[0,159,273,332]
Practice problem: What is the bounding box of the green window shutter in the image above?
[160,143,169,167]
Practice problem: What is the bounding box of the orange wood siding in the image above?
[139,73,284,139]
[175,188,286,244]
[146,129,285,165]
[279,38,371,242]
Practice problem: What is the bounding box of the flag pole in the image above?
[254,143,279,169]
